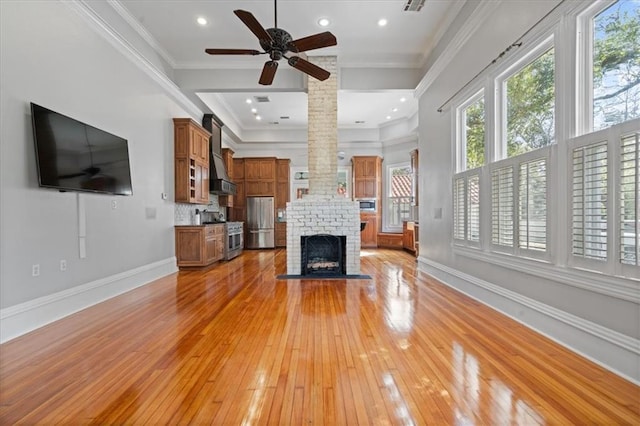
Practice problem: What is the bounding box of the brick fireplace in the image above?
[286,56,361,275]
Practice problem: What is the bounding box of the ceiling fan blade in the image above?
[287,56,330,81]
[205,48,262,56]
[259,61,278,85]
[234,10,273,42]
[288,31,337,53]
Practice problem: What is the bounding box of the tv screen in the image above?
[31,103,133,195]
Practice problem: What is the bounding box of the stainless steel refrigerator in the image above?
[246,196,275,249]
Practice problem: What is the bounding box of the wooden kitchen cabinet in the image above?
[403,221,419,255]
[275,159,290,247]
[244,157,276,196]
[275,222,287,247]
[173,118,210,204]
[175,224,224,268]
[360,212,378,248]
[352,156,382,199]
[230,158,245,222]
[245,158,276,180]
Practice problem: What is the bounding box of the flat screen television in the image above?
[31,103,133,195]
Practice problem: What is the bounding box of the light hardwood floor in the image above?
[1,248,638,424]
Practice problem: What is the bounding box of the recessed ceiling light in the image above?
[255,115,262,120]
[378,18,388,27]
[318,18,330,27]
[392,107,398,112]
[196,17,207,26]
[245,98,252,104]
[400,97,406,102]
[251,108,257,113]
[386,115,392,120]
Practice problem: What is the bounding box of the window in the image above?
[505,47,555,157]
[592,0,640,131]
[458,92,485,171]
[490,149,551,256]
[620,132,639,265]
[386,164,412,231]
[449,1,639,282]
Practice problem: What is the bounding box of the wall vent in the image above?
[403,0,425,12]
[254,96,271,103]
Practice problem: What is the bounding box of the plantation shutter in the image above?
[620,133,639,265]
[467,175,480,242]
[454,177,466,240]
[572,142,608,260]
[519,159,547,251]
[492,166,514,247]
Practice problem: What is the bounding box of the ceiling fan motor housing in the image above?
[261,28,294,57]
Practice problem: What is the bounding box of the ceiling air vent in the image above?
[355,120,366,124]
[280,116,290,120]
[254,96,271,103]
[403,0,425,12]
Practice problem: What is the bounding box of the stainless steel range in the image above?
[224,221,244,260]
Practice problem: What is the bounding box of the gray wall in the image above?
[416,0,639,381]
[0,1,194,308]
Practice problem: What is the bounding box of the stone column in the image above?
[307,56,337,196]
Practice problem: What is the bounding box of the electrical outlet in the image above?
[111,200,117,210]
[32,264,40,277]
[60,259,67,271]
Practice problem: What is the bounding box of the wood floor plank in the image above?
[0,248,638,425]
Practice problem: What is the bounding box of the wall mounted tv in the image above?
[31,103,133,195]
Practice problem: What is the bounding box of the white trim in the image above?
[417,256,640,385]
[65,0,203,121]
[0,258,178,343]
[107,0,177,69]
[415,1,502,98]
[454,245,639,303]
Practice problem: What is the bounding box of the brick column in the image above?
[307,56,337,196]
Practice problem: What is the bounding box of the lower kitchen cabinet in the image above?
[275,222,287,247]
[403,221,419,256]
[360,212,378,248]
[175,224,224,267]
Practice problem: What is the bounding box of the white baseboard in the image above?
[0,257,178,344]
[417,256,640,386]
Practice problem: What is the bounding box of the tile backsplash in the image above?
[174,195,220,225]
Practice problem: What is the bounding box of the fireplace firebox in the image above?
[301,234,346,276]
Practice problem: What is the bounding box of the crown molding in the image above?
[66,0,202,120]
[415,0,502,98]
[107,0,177,68]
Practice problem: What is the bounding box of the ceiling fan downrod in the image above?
[274,0,278,29]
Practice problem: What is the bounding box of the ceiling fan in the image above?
[205,0,337,85]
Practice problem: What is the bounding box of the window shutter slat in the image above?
[572,142,608,260]
[620,133,639,265]
[492,166,514,247]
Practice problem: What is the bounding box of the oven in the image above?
[224,221,244,260]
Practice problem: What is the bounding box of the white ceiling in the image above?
[117,0,465,134]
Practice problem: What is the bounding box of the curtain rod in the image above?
[437,0,566,113]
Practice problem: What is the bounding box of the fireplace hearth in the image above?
[301,234,346,276]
